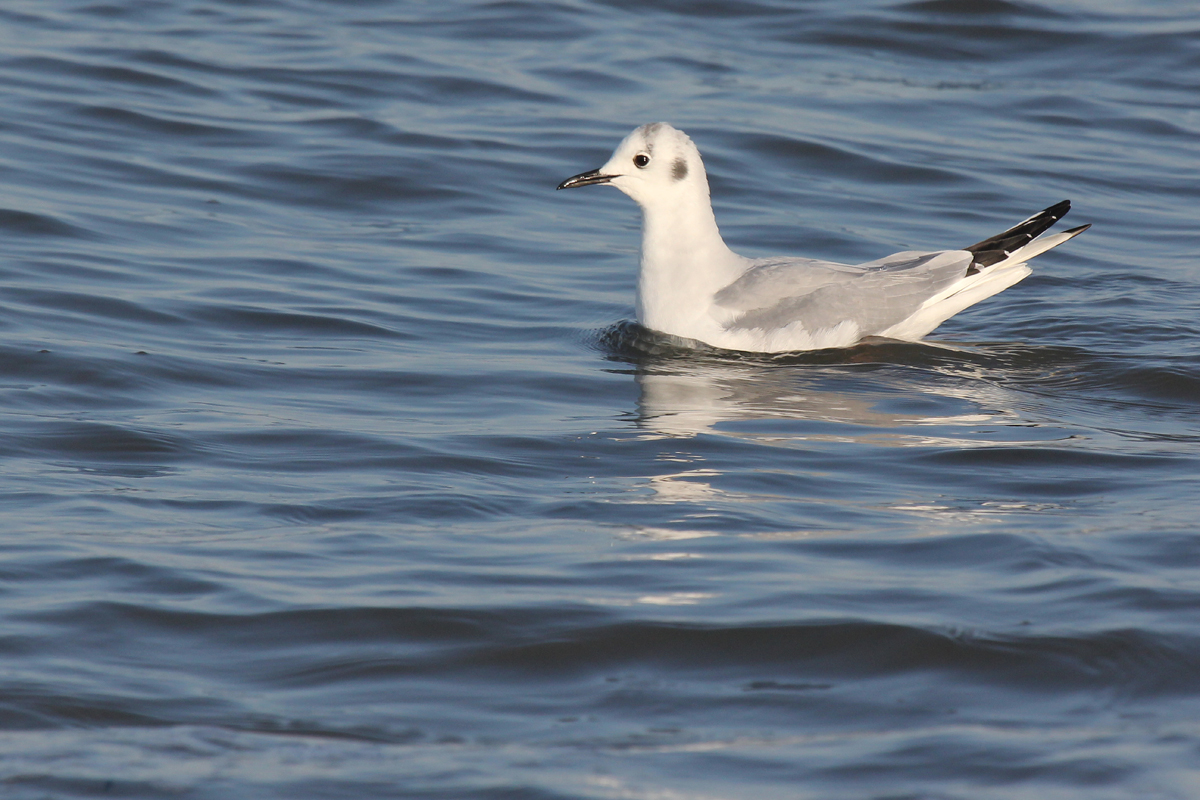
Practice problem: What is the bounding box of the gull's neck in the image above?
[635,188,746,339]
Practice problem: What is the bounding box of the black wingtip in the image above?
[964,200,1076,270]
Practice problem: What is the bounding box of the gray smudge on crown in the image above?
[672,158,688,181]
[641,122,663,153]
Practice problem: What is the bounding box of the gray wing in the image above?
[715,250,972,335]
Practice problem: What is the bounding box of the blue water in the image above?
[2,1,1199,797]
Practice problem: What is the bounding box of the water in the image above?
[1,1,1198,797]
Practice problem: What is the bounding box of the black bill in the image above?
[557,168,614,190]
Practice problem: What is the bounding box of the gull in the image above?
[558,122,1088,353]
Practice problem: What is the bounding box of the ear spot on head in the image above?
[672,158,688,181]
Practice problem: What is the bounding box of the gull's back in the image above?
[711,248,978,351]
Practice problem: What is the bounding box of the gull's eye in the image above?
[633,153,650,168]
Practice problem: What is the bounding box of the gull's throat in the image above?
[635,190,746,340]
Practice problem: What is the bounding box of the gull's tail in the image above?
[964,200,1089,275]
[881,201,1089,341]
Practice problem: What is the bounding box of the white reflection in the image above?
[643,469,731,502]
[633,360,1022,442]
[619,527,720,541]
[635,592,717,605]
[578,589,719,607]
[614,352,1048,532]
[616,552,704,561]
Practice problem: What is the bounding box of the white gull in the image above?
[558,122,1088,353]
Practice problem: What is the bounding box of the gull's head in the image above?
[557,122,708,208]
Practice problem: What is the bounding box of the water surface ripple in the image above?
[1,1,1198,798]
